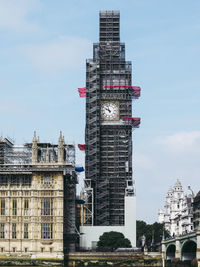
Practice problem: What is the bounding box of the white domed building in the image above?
[158,179,193,236]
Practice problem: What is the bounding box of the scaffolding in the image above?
[80,179,94,226]
[122,117,141,128]
[83,11,140,226]
[0,137,32,165]
[0,137,76,169]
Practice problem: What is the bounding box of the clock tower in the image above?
[80,10,140,248]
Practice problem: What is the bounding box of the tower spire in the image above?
[58,131,64,164]
[46,146,49,163]
[32,131,38,164]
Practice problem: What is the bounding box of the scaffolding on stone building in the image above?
[0,137,76,170]
[80,179,94,226]
[0,135,78,252]
[82,11,141,226]
[0,137,31,164]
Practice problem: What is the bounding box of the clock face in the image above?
[101,102,119,120]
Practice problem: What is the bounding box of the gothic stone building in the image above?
[158,179,193,236]
[0,132,77,258]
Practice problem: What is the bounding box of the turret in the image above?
[32,131,38,164]
[174,179,183,192]
[173,179,184,200]
[58,131,65,164]
[46,146,49,163]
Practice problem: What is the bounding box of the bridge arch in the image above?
[181,240,197,261]
[166,244,176,260]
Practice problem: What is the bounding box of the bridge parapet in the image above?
[197,229,200,265]
[162,230,200,265]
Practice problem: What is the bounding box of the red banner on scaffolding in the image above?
[78,87,86,97]
[78,144,86,150]
[132,86,141,98]
[122,117,141,127]
[79,93,86,97]
[78,87,86,92]
[104,85,138,89]
[103,85,141,98]
[78,86,141,98]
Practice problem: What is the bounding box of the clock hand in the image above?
[105,107,111,113]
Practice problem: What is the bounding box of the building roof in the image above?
[196,191,200,197]
[167,186,174,195]
[194,191,200,202]
[174,179,182,188]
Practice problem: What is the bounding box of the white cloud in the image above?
[0,0,40,32]
[156,131,200,155]
[22,36,91,72]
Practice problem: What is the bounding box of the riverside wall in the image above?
[65,252,162,267]
[0,252,162,266]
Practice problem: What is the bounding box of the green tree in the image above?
[97,231,131,251]
[152,222,169,243]
[136,220,170,248]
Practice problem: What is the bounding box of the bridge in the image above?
[162,228,200,265]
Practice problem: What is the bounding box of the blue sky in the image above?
[0,0,200,223]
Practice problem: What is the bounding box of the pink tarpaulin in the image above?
[78,87,86,97]
[78,144,86,150]
[122,117,141,127]
[78,87,86,92]
[103,85,141,98]
[79,93,86,97]
[104,85,139,89]
[132,87,141,98]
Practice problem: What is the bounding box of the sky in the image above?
[0,0,200,223]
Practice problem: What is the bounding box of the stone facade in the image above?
[0,132,77,258]
[158,179,193,236]
[193,191,200,231]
